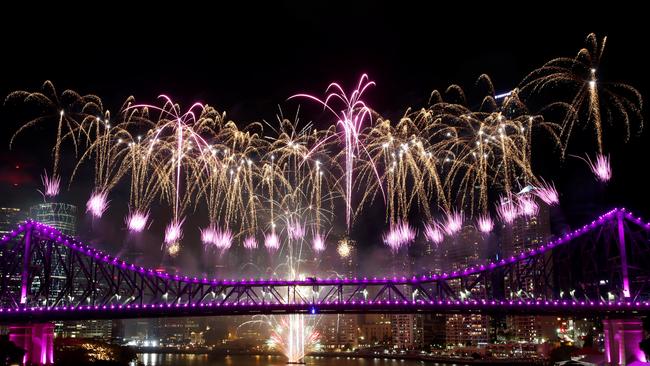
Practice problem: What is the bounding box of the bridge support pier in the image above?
[603,319,647,365]
[8,323,55,365]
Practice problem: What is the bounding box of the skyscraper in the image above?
[501,199,553,344]
[29,203,77,236]
[440,225,490,347]
[28,202,114,340]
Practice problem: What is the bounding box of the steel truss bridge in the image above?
[2,208,650,322]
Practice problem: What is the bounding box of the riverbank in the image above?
[309,352,547,364]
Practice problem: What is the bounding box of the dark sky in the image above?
[0,3,648,269]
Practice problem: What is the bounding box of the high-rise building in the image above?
[319,314,358,350]
[390,314,422,350]
[0,207,27,235]
[439,225,490,347]
[0,207,27,334]
[28,202,114,340]
[501,198,553,344]
[29,203,77,236]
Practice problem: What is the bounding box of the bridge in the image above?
[2,207,650,364]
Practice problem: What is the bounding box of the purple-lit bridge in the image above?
[1,208,650,320]
[3,208,650,364]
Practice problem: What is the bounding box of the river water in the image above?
[137,354,465,366]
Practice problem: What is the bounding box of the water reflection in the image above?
[137,354,460,366]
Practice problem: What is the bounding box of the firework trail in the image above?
[291,74,384,232]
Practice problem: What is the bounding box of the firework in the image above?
[383,221,416,252]
[476,214,494,233]
[517,195,539,217]
[264,231,280,250]
[212,227,233,250]
[40,170,60,198]
[497,195,518,224]
[164,218,184,246]
[287,219,306,241]
[443,210,463,235]
[519,33,643,155]
[125,210,149,233]
[243,236,257,250]
[583,153,612,182]
[86,190,109,218]
[292,74,381,231]
[337,239,351,258]
[423,221,444,244]
[200,225,218,246]
[312,233,326,252]
[534,180,560,206]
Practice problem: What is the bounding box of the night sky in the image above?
[0,3,648,270]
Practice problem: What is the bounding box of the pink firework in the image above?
[383,221,416,252]
[287,219,306,240]
[443,210,463,235]
[243,236,257,250]
[213,228,233,250]
[125,210,149,233]
[586,153,612,182]
[291,74,383,232]
[517,195,539,217]
[476,214,494,233]
[534,180,559,206]
[497,195,518,224]
[312,233,326,252]
[423,221,444,244]
[164,218,184,245]
[200,224,218,245]
[40,170,60,198]
[86,190,109,218]
[265,231,280,250]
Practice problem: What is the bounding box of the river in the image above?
[136,354,467,366]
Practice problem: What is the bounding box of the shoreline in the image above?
[135,350,547,365]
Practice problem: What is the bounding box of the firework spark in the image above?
[534,180,560,206]
[585,153,612,182]
[164,218,184,245]
[264,231,280,250]
[424,221,444,244]
[86,190,109,218]
[312,233,326,252]
[383,221,416,252]
[243,236,257,250]
[287,219,306,241]
[40,170,60,198]
[337,239,351,258]
[497,195,518,224]
[518,195,539,217]
[476,214,494,233]
[519,33,643,155]
[125,210,149,233]
[292,74,382,231]
[444,210,463,235]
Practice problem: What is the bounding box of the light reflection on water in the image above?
[137,354,455,366]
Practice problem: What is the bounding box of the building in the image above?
[29,202,77,236]
[319,314,359,350]
[439,225,490,347]
[359,314,392,347]
[501,197,554,344]
[390,314,422,350]
[28,202,114,340]
[0,207,27,235]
